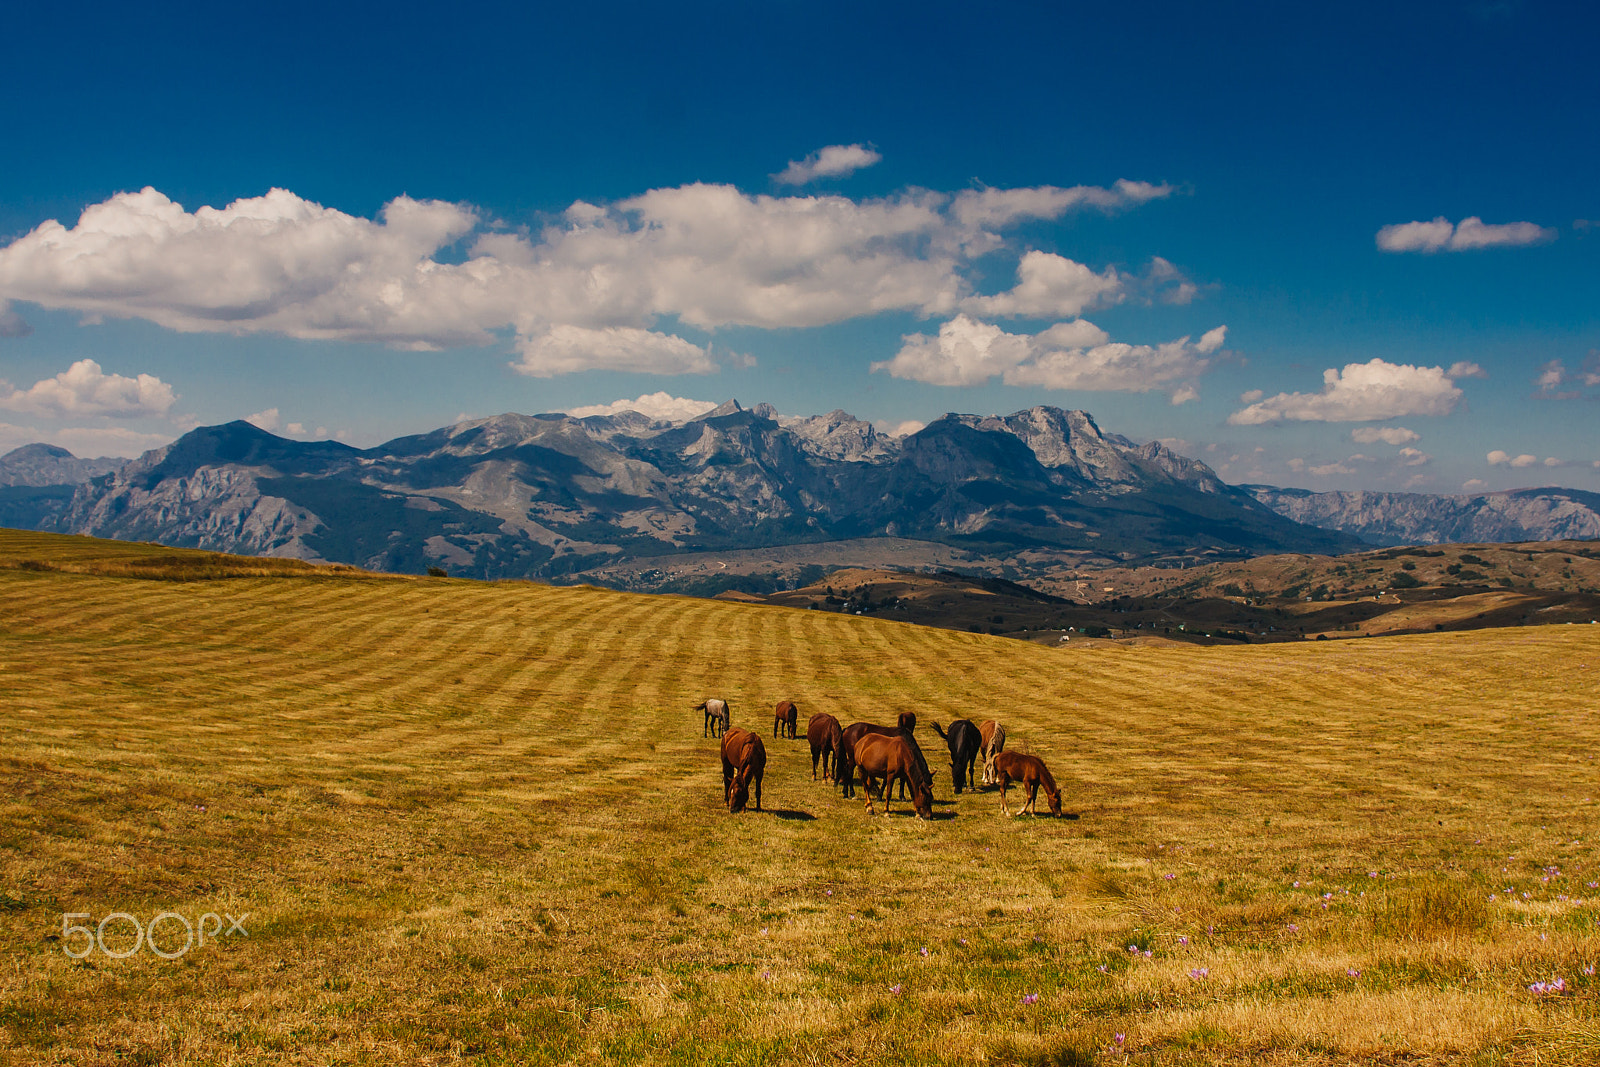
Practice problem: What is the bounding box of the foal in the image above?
[992,750,1062,817]
[807,712,844,781]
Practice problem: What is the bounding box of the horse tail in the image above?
[930,721,949,740]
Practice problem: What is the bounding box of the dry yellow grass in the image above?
[2,530,1597,1066]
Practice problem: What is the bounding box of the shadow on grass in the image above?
[768,809,817,821]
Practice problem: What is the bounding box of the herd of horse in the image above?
[696,698,1063,820]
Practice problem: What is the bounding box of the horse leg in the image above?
[753,768,763,812]
[1000,776,1013,817]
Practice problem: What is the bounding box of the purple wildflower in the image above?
[1188,967,1209,979]
[1178,936,1189,945]
[919,947,928,957]
[1347,968,1360,977]
[889,983,902,995]
[1021,992,1039,1005]
[1114,1033,1125,1046]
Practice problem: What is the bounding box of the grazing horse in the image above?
[807,712,844,782]
[851,734,933,819]
[720,727,766,813]
[992,750,1062,817]
[897,710,917,733]
[698,698,731,738]
[979,719,1007,785]
[837,722,934,800]
[930,719,982,794]
[773,700,799,739]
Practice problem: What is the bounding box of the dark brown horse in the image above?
[992,750,1061,817]
[720,727,766,813]
[851,733,933,819]
[930,719,982,794]
[773,700,799,739]
[978,719,1006,785]
[837,722,934,799]
[897,710,916,733]
[806,712,844,781]
[698,698,730,738]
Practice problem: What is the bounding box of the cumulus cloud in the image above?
[1351,426,1421,445]
[0,178,1181,378]
[948,180,1171,231]
[1397,447,1431,466]
[1463,478,1487,490]
[1377,216,1556,253]
[879,419,926,437]
[1447,361,1487,379]
[873,314,1221,402]
[1227,359,1463,425]
[961,251,1124,318]
[511,325,715,378]
[773,144,882,185]
[0,300,30,338]
[565,392,718,422]
[1533,356,1600,398]
[0,358,177,418]
[246,408,281,431]
[1488,450,1539,468]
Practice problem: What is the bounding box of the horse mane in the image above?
[1035,758,1058,794]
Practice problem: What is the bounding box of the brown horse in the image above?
[837,722,935,799]
[851,733,933,819]
[773,700,799,739]
[698,698,731,738]
[992,750,1061,817]
[807,712,844,781]
[897,710,917,733]
[979,719,1007,785]
[720,727,766,813]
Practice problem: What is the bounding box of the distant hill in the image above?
[734,542,1600,645]
[1245,485,1600,546]
[53,403,1361,581]
[0,444,127,531]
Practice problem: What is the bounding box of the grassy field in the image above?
[2,529,1598,1066]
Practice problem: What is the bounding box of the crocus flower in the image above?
[889,983,901,994]
[1021,992,1039,1005]
[1178,936,1189,945]
[1188,967,1209,979]
[919,947,928,957]
[1114,1033,1125,1046]
[1347,968,1360,977]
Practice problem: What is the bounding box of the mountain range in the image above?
[3,402,1595,584]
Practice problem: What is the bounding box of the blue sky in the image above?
[0,0,1595,495]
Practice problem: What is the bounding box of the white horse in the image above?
[698,698,731,738]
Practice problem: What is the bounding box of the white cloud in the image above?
[1351,426,1420,445]
[0,358,177,418]
[1447,361,1487,379]
[511,325,715,378]
[1488,450,1539,468]
[873,314,1219,402]
[565,392,718,422]
[947,179,1172,230]
[286,422,306,435]
[0,300,30,338]
[1377,216,1556,253]
[0,179,1177,377]
[1239,389,1264,403]
[879,419,926,437]
[1168,384,1199,405]
[1543,456,1562,467]
[1463,478,1487,490]
[961,251,1124,318]
[1397,447,1431,466]
[246,407,281,431]
[773,144,882,185]
[1227,358,1463,425]
[1309,461,1355,477]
